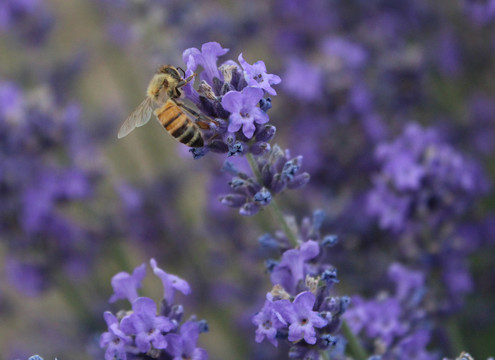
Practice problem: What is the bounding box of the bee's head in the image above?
[157,65,182,81]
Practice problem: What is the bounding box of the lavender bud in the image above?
[265,259,279,272]
[219,194,246,207]
[213,99,230,119]
[249,141,271,155]
[198,319,209,333]
[168,304,184,324]
[212,77,223,96]
[198,95,217,117]
[322,268,339,284]
[282,158,301,181]
[255,124,277,142]
[239,202,260,216]
[207,140,229,153]
[258,233,280,251]
[287,172,310,189]
[321,334,339,348]
[313,209,325,231]
[261,163,273,188]
[322,234,339,247]
[339,296,351,313]
[190,147,209,160]
[259,97,272,112]
[254,188,272,206]
[229,177,248,189]
[228,141,244,157]
[271,173,287,194]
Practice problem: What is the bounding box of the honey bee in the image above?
[118,65,213,147]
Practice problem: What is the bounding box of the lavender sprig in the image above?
[100,259,208,360]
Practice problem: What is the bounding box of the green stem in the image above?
[55,274,92,328]
[321,349,331,360]
[446,317,465,356]
[341,320,368,360]
[246,152,263,185]
[268,197,299,247]
[246,153,299,247]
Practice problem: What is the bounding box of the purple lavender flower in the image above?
[462,0,495,25]
[0,79,101,295]
[150,258,191,305]
[252,299,287,347]
[165,320,208,360]
[99,311,133,360]
[343,263,433,358]
[222,86,269,138]
[0,0,53,44]
[270,240,319,295]
[109,263,146,303]
[273,291,328,345]
[394,329,438,360]
[238,53,281,95]
[282,57,323,101]
[183,42,229,85]
[367,122,489,233]
[120,297,174,353]
[101,260,208,359]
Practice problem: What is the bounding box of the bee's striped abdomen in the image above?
[155,100,204,147]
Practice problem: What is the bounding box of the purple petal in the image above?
[293,291,316,314]
[221,90,243,113]
[241,86,264,108]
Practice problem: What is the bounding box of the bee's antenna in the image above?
[177,66,186,78]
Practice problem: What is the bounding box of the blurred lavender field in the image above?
[1,0,495,359]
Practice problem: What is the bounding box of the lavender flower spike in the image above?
[150,258,191,304]
[274,291,328,344]
[238,53,282,95]
[222,86,269,138]
[109,263,146,303]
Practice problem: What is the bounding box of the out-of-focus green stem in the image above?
[341,320,368,360]
[447,317,465,356]
[246,152,263,184]
[321,349,331,360]
[246,153,298,247]
[268,197,299,247]
[55,274,92,327]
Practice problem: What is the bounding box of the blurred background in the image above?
[1,0,495,359]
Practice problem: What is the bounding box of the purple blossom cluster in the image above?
[180,42,281,159]
[0,80,101,295]
[367,122,489,234]
[0,0,53,45]
[344,263,435,360]
[219,145,309,216]
[100,259,208,360]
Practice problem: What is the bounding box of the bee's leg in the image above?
[176,72,197,88]
[178,103,219,129]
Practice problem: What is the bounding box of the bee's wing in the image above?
[117,97,154,139]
